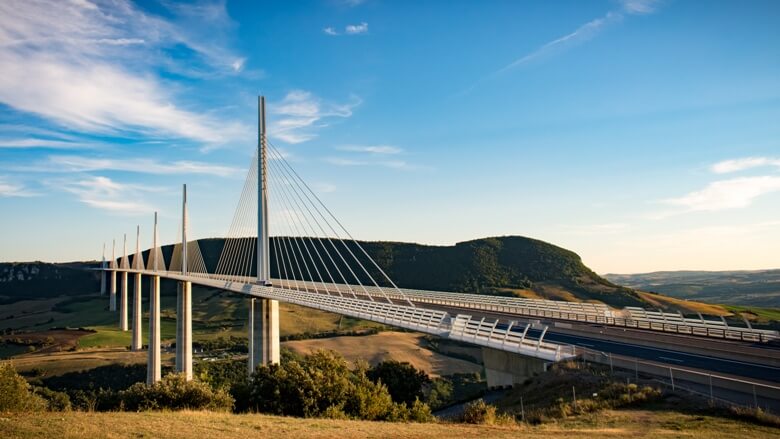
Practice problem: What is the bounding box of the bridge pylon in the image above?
[132,225,142,351]
[109,239,117,311]
[249,95,280,376]
[147,211,161,385]
[176,184,193,380]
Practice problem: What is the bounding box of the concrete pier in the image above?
[131,273,142,351]
[482,347,547,388]
[175,281,193,380]
[147,275,161,385]
[100,270,106,295]
[248,297,280,376]
[119,272,128,331]
[109,270,117,311]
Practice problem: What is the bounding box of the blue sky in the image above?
[1,0,779,273]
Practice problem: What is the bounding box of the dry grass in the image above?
[283,331,481,377]
[8,348,173,377]
[1,409,778,439]
[637,292,729,316]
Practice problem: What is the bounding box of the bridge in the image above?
[99,97,780,408]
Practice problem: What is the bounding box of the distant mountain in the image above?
[604,270,780,308]
[1,236,646,309]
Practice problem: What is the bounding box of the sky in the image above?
[0,0,779,274]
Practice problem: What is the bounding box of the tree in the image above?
[367,360,430,406]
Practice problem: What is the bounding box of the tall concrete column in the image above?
[248,297,280,376]
[119,272,128,331]
[131,273,142,351]
[147,274,161,385]
[100,243,107,295]
[109,270,117,311]
[176,281,192,380]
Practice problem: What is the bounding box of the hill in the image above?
[3,236,726,312]
[604,270,780,308]
[178,236,646,308]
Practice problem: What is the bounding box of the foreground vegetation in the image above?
[2,408,779,439]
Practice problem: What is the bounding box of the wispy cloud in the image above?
[663,176,780,212]
[323,22,369,36]
[464,0,661,93]
[42,156,242,177]
[345,22,369,34]
[58,176,156,215]
[270,90,361,144]
[711,157,780,174]
[324,157,423,171]
[0,176,37,197]
[0,137,100,150]
[0,0,248,147]
[336,145,402,154]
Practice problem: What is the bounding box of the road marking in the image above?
[658,356,684,363]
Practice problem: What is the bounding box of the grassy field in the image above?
[1,287,386,354]
[284,331,482,377]
[1,409,778,438]
[7,348,174,377]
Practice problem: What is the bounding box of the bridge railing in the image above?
[121,269,576,362]
[449,314,575,362]
[277,278,779,343]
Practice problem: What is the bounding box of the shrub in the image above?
[0,362,46,412]
[461,399,497,424]
[119,373,233,411]
[247,349,434,422]
[32,386,71,411]
[367,360,430,406]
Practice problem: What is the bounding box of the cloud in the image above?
[323,22,369,36]
[463,1,661,94]
[59,175,155,215]
[270,90,361,144]
[0,138,99,149]
[0,177,37,197]
[662,176,780,212]
[43,156,242,177]
[0,0,248,147]
[618,0,661,15]
[711,157,780,174]
[345,22,369,35]
[324,157,423,171]
[337,145,402,154]
[494,12,621,77]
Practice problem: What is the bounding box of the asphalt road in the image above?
[411,299,780,383]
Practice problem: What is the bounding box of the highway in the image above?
[410,300,780,383]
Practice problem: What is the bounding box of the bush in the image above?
[119,373,233,411]
[461,399,497,424]
[0,362,46,412]
[32,386,71,411]
[247,349,434,422]
[367,360,430,406]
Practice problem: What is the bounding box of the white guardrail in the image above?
[111,269,778,344]
[273,279,780,343]
[126,270,575,362]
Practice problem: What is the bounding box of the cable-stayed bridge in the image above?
[99,97,779,406]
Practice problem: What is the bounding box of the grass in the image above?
[636,291,729,316]
[7,348,172,377]
[282,331,482,378]
[1,408,778,438]
[722,305,780,326]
